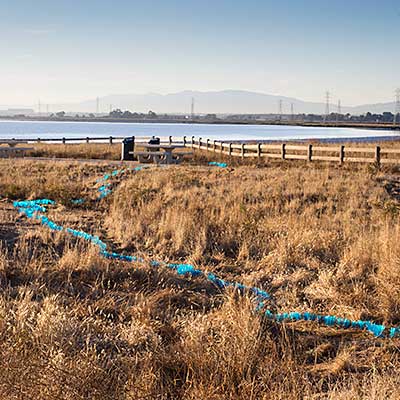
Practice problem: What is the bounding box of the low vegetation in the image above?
[26,143,121,160]
[1,156,400,399]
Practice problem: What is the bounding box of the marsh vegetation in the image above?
[1,158,400,399]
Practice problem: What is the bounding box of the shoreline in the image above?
[1,115,400,131]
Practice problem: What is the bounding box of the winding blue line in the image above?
[12,163,399,338]
[71,165,150,205]
[14,199,271,305]
[209,161,227,168]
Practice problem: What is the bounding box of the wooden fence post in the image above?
[86,137,90,144]
[206,139,210,151]
[183,136,187,146]
[229,143,233,158]
[169,136,172,145]
[281,143,286,160]
[339,145,345,164]
[241,143,245,159]
[37,138,41,143]
[307,144,313,162]
[109,136,113,145]
[191,136,195,149]
[62,137,66,145]
[257,143,261,159]
[199,137,202,148]
[375,146,381,166]
[132,136,135,153]
[213,140,216,152]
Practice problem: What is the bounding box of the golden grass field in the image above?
[1,146,400,399]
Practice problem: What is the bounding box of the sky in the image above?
[1,0,399,107]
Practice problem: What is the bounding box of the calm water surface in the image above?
[0,120,399,142]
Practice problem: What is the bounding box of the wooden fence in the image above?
[181,136,400,165]
[4,136,128,145]
[2,135,400,164]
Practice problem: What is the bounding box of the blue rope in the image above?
[72,165,151,205]
[209,161,227,168]
[13,199,271,304]
[11,163,399,338]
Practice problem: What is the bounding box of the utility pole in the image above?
[324,91,330,124]
[336,99,341,124]
[290,103,294,122]
[191,97,195,120]
[279,100,283,122]
[394,88,400,127]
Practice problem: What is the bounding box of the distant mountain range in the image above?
[2,90,398,115]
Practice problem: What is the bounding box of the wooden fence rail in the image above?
[183,137,400,165]
[1,136,152,144]
[2,135,400,164]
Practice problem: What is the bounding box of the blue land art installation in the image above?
[12,162,399,338]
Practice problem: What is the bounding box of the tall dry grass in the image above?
[26,143,121,160]
[1,158,400,398]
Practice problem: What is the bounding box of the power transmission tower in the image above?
[291,103,294,122]
[279,100,283,122]
[191,98,195,120]
[96,97,100,114]
[336,99,341,124]
[324,91,330,123]
[394,88,400,126]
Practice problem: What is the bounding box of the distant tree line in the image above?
[229,112,399,124]
[26,109,399,124]
[302,112,397,123]
[108,109,158,119]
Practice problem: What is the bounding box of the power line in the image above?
[324,91,330,123]
[336,99,341,125]
[394,88,400,126]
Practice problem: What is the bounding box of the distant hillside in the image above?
[347,101,397,115]
[59,90,327,115]
[3,91,397,115]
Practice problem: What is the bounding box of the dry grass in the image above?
[23,142,205,162]
[1,157,400,399]
[26,143,122,160]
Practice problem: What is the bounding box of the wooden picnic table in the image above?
[131,143,191,164]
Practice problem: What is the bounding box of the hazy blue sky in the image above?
[1,0,399,106]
